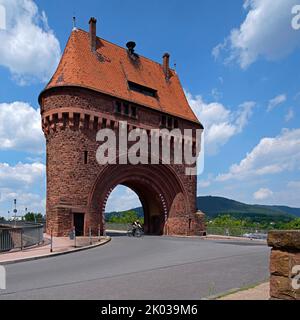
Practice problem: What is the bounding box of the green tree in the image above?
[109,210,144,224]
[208,215,246,228]
[282,218,300,230]
[24,212,44,222]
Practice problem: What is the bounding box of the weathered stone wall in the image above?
[268,230,300,300]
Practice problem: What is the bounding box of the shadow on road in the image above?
[106,231,127,237]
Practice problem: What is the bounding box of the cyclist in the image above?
[131,220,142,236]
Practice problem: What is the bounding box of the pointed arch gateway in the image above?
[87,163,190,235]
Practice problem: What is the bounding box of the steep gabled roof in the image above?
[43,29,200,124]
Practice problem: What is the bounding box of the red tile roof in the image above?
[44,29,200,124]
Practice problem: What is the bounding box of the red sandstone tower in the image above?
[39,18,205,237]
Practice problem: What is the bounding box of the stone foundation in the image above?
[268,230,300,300]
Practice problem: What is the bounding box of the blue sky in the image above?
[0,0,300,216]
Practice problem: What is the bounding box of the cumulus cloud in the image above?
[0,162,45,187]
[0,0,61,84]
[267,94,287,112]
[0,101,44,153]
[187,92,255,155]
[213,0,300,69]
[0,188,45,215]
[0,162,46,215]
[216,128,300,181]
[105,186,141,212]
[253,188,273,200]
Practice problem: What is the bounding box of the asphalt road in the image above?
[0,234,270,300]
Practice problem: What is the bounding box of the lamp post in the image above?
[13,199,17,226]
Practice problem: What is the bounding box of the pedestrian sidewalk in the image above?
[0,234,110,265]
[219,282,270,300]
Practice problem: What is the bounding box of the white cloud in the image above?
[285,108,294,122]
[253,188,273,200]
[0,162,46,215]
[0,188,45,215]
[0,0,61,84]
[198,180,211,188]
[213,0,300,69]
[217,128,300,181]
[0,162,45,187]
[105,186,141,212]
[0,101,44,153]
[267,94,287,112]
[187,92,255,155]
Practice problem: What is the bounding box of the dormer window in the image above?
[128,81,157,98]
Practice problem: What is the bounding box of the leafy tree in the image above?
[24,212,44,222]
[208,215,246,228]
[281,218,300,230]
[108,210,144,224]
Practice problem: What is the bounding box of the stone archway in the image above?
[86,164,190,236]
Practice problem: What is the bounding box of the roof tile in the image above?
[45,29,200,124]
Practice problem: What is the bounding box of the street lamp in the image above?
[13,199,17,226]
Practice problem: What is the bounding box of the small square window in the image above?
[115,101,122,113]
[167,117,173,128]
[124,103,129,115]
[131,106,137,118]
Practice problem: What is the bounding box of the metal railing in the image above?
[0,222,44,253]
[103,223,269,239]
[206,226,268,239]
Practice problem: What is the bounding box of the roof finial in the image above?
[72,16,77,31]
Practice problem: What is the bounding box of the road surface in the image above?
[0,234,270,300]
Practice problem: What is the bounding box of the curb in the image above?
[0,237,111,265]
[202,287,241,300]
[163,234,266,244]
[202,280,269,300]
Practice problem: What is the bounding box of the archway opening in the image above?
[88,164,188,237]
[104,185,144,233]
[103,181,167,236]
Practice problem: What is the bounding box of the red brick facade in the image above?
[39,20,206,237]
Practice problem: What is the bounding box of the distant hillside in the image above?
[196,196,300,222]
[106,196,300,223]
[106,207,144,222]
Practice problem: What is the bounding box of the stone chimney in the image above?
[89,17,97,52]
[163,53,170,80]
